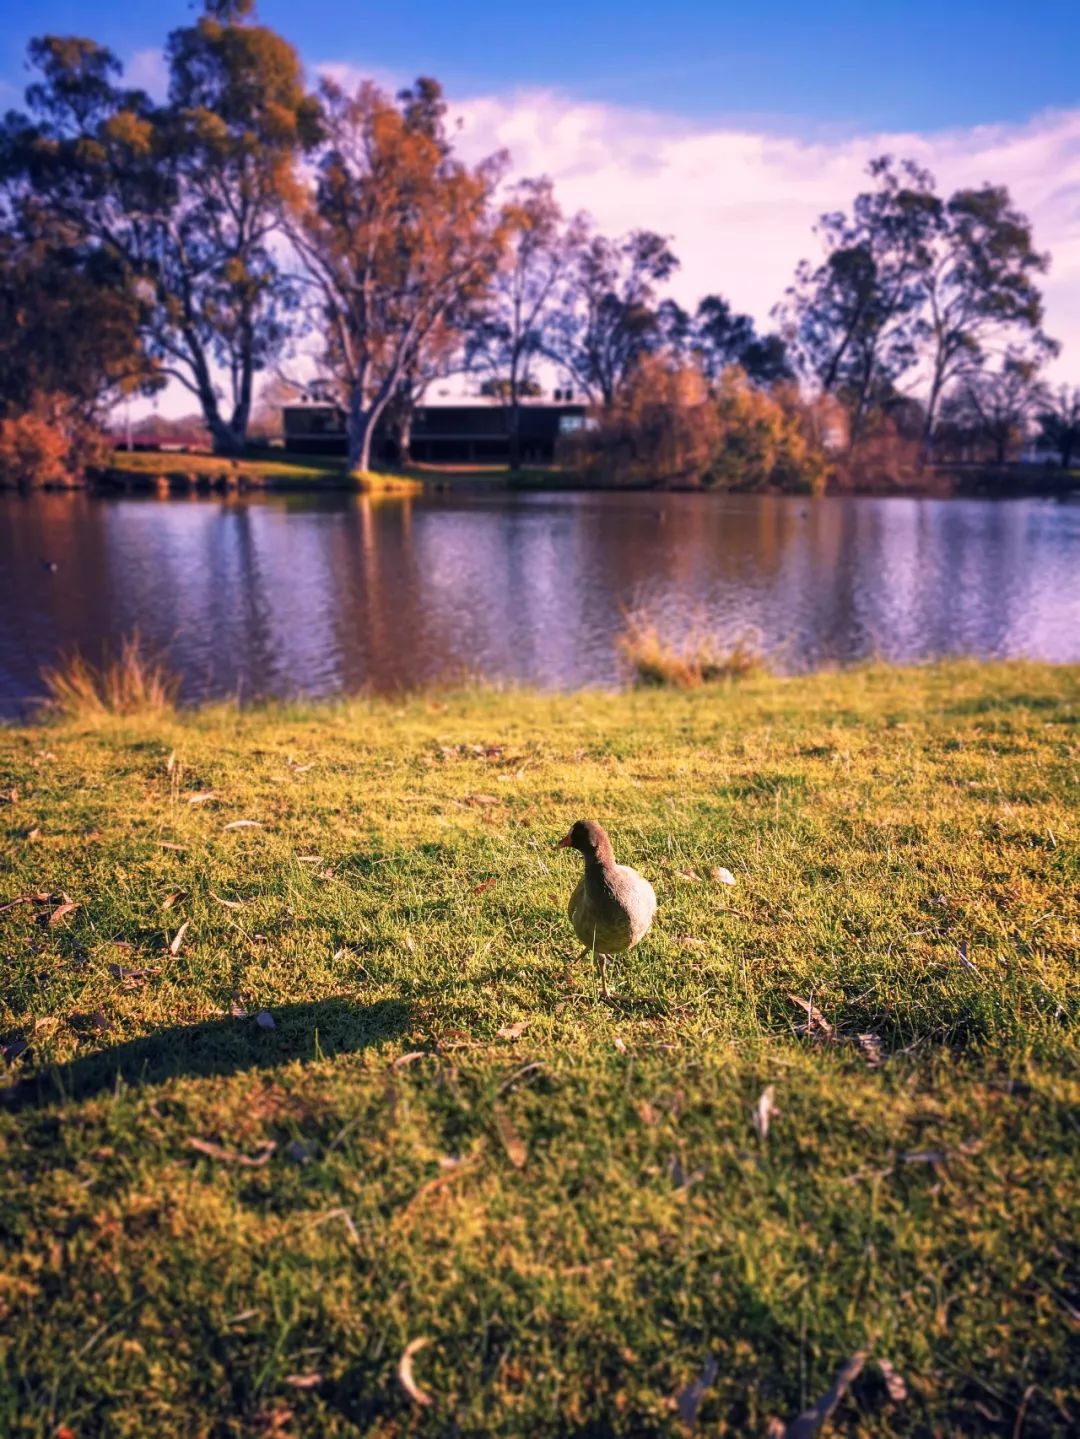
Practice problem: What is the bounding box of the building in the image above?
[282,394,589,464]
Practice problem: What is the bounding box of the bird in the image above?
[557,819,657,998]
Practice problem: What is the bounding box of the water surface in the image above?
[1,490,1078,715]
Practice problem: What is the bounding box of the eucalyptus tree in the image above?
[777,156,939,444]
[545,229,679,408]
[917,185,1055,453]
[938,352,1047,464]
[5,1,320,454]
[291,76,508,473]
[465,178,586,468]
[1035,386,1080,469]
[659,295,791,385]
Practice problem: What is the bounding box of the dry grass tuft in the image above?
[40,633,181,717]
[617,610,766,688]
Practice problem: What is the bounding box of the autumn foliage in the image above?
[564,358,829,492]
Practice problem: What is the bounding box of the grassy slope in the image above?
[0,663,1077,1437]
[107,450,346,483]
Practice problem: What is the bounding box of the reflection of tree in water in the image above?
[1,493,1078,714]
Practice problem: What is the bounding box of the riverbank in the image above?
[1,662,1076,1435]
[7,447,1076,498]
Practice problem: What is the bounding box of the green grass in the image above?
[106,451,565,491]
[106,448,347,484]
[1,662,1077,1436]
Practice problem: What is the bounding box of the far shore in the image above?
[1,445,1077,499]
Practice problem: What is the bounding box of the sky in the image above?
[2,1,1078,410]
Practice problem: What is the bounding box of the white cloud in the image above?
[449,90,1080,380]
[126,48,169,101]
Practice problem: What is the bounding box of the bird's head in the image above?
[557,819,613,863]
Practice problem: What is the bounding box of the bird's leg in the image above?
[599,952,612,1000]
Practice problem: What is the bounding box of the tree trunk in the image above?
[397,407,413,467]
[347,383,377,474]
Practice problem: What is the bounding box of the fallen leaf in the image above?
[47,901,78,927]
[752,1084,779,1141]
[462,793,500,807]
[493,1102,527,1168]
[677,1354,718,1425]
[496,1021,527,1041]
[162,890,188,910]
[284,1373,321,1389]
[857,1033,884,1068]
[711,866,737,886]
[185,790,218,805]
[787,994,834,1036]
[296,855,322,863]
[472,877,496,895]
[156,841,185,851]
[637,1099,659,1126]
[679,868,702,882]
[186,1137,276,1167]
[108,963,150,984]
[613,1036,627,1053]
[255,1010,275,1030]
[0,891,50,914]
[392,1050,431,1069]
[1,786,17,803]
[168,920,190,955]
[25,827,41,842]
[224,819,263,831]
[783,1352,865,1437]
[398,1337,434,1407]
[230,999,248,1018]
[875,1357,907,1403]
[211,893,246,910]
[956,940,980,975]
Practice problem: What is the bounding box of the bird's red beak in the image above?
[557,830,573,849]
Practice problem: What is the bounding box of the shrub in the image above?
[40,634,180,718]
[706,369,829,494]
[0,393,108,488]
[617,609,766,689]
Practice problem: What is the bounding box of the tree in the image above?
[290,76,507,473]
[660,294,791,385]
[545,229,678,408]
[937,353,1047,464]
[0,199,153,423]
[707,368,829,494]
[466,177,585,468]
[777,157,939,444]
[919,184,1055,454]
[1035,386,1080,469]
[5,3,320,455]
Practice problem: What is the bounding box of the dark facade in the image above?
[282,400,589,464]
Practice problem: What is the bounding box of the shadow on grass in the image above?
[3,997,411,1110]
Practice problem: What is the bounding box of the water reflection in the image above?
[1,489,1078,714]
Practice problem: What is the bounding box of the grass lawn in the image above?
[106,449,348,484]
[104,451,562,492]
[1,662,1077,1435]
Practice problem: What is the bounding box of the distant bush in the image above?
[706,370,829,494]
[40,634,180,718]
[0,393,108,488]
[617,609,766,689]
[561,361,830,493]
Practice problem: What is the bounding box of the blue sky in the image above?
[1,1,1077,132]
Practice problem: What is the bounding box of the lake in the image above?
[1,489,1078,716]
